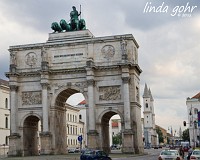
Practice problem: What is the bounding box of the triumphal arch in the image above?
[6,9,143,157]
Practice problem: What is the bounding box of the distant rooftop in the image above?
[192,92,200,99]
[0,79,9,87]
[78,100,86,105]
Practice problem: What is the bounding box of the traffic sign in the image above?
[78,135,83,142]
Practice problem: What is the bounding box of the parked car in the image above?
[158,149,183,160]
[80,150,112,160]
[68,148,79,153]
[68,148,76,153]
[189,149,200,160]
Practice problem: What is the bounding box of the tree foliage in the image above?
[182,128,190,141]
[112,132,122,145]
[156,127,164,143]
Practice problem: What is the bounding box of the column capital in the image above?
[87,79,95,86]
[10,85,18,92]
[41,83,49,89]
[122,77,130,84]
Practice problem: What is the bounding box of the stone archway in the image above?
[48,87,86,154]
[6,29,144,156]
[23,115,40,156]
[99,110,123,154]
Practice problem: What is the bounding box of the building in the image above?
[0,79,10,155]
[76,100,87,147]
[186,92,200,147]
[65,104,85,150]
[156,125,168,145]
[143,84,158,147]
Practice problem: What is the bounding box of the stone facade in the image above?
[6,30,143,156]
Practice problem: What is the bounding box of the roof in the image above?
[112,121,118,127]
[78,100,86,105]
[192,92,200,99]
[0,79,9,87]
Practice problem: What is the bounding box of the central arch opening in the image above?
[53,87,86,154]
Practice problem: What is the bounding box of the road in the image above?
[112,148,161,160]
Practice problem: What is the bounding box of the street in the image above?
[112,148,162,160]
[1,148,189,160]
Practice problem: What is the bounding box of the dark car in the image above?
[80,150,112,160]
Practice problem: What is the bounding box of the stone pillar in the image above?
[8,134,22,157]
[122,74,134,153]
[10,85,18,134]
[41,83,49,132]
[39,132,52,155]
[87,79,95,131]
[122,77,131,130]
[87,79,99,149]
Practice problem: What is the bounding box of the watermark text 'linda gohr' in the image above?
[143,2,197,17]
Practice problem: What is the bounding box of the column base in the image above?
[8,133,22,157]
[40,132,53,155]
[87,130,99,150]
[122,129,135,154]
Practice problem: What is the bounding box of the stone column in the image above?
[122,77,131,130]
[87,77,99,149]
[10,85,18,134]
[87,79,95,131]
[122,76,135,153]
[8,85,22,157]
[41,83,49,132]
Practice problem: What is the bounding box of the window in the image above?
[5,136,8,145]
[5,98,8,109]
[146,103,148,108]
[5,117,8,128]
[79,114,82,120]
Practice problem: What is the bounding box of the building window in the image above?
[79,114,82,120]
[5,98,8,109]
[5,136,8,145]
[5,117,8,128]
[146,103,148,108]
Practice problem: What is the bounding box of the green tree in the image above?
[156,127,164,143]
[112,132,122,145]
[182,128,190,141]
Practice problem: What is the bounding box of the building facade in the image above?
[0,79,10,155]
[143,84,158,147]
[65,104,85,150]
[186,92,200,147]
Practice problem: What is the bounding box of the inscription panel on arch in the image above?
[22,91,42,105]
[99,86,121,101]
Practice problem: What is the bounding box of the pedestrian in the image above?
[187,146,193,160]
[179,145,184,158]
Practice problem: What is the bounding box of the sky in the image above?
[0,0,200,136]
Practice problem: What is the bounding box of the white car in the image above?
[190,149,200,160]
[158,149,183,160]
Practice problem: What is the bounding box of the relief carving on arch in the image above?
[22,91,42,105]
[101,45,115,59]
[99,86,121,101]
[25,52,37,67]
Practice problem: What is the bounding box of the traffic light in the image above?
[183,121,186,126]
